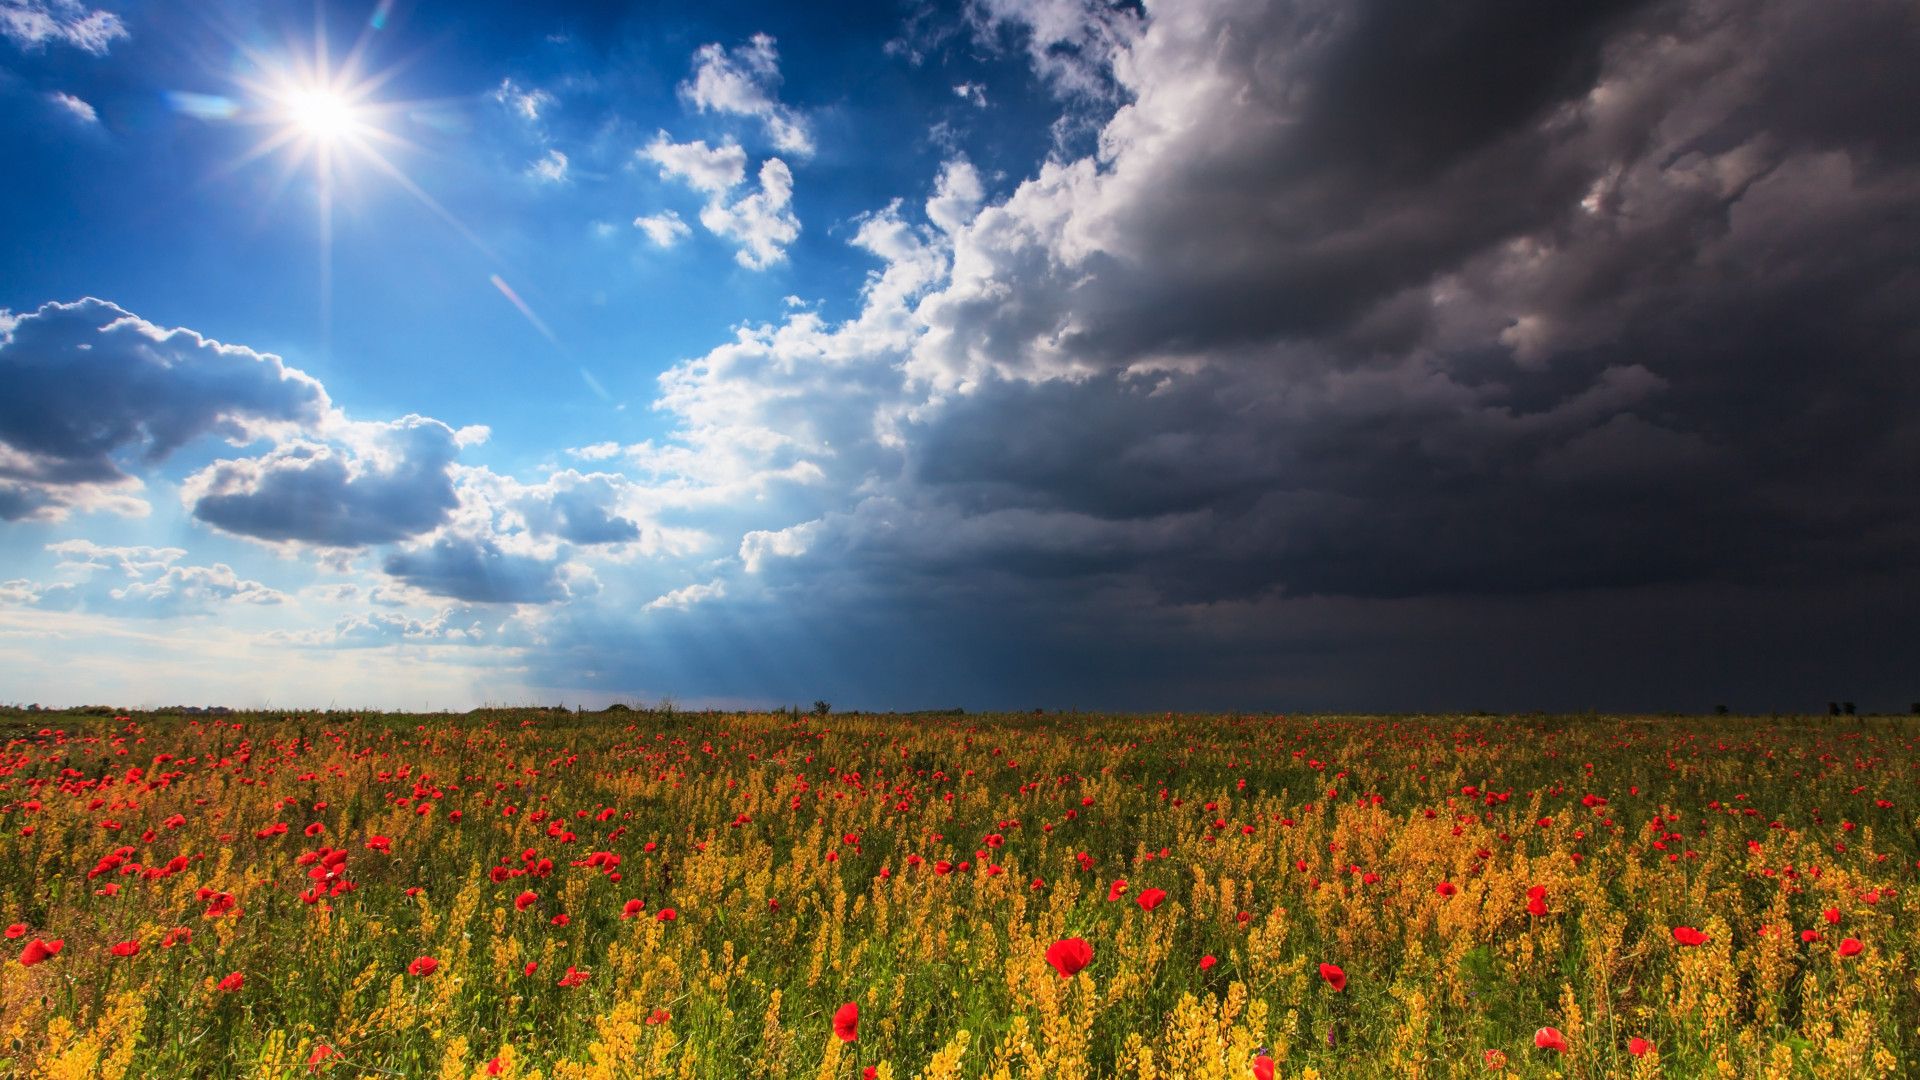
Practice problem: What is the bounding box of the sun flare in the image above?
[288,88,355,140]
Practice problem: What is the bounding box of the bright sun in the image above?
[289,88,354,140]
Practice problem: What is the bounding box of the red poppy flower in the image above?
[1045,937,1093,978]
[308,1044,334,1071]
[864,1068,878,1080]
[366,836,392,854]
[1628,1037,1652,1058]
[1823,907,1841,924]
[1200,955,1217,970]
[1801,929,1822,942]
[1839,938,1864,957]
[1527,885,1548,917]
[524,961,538,976]
[1108,880,1130,901]
[1534,1027,1567,1053]
[408,955,440,977]
[551,913,570,926]
[1671,926,1708,946]
[557,966,590,987]
[20,938,63,966]
[1252,1056,1275,1080]
[832,1002,859,1042]
[110,941,139,957]
[646,1008,671,1025]
[486,1059,504,1077]
[304,823,325,838]
[622,899,645,919]
[656,908,677,922]
[1137,888,1168,912]
[218,971,245,992]
[1436,882,1458,897]
[1319,963,1347,991]
[515,890,538,912]
[162,927,191,948]
[4,924,24,939]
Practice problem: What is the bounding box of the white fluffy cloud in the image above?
[491,78,555,121]
[0,0,125,54]
[642,136,747,194]
[528,149,568,183]
[634,210,692,247]
[644,578,726,611]
[49,91,95,122]
[699,158,800,269]
[643,136,800,268]
[1,541,285,617]
[682,34,813,156]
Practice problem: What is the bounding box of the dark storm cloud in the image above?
[0,298,328,520]
[874,0,1920,606]
[185,417,463,548]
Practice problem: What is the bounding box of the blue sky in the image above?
[4,0,1918,712]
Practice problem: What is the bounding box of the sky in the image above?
[1,0,1917,714]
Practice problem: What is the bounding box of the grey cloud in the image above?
[601,0,1920,689]
[381,535,580,605]
[272,607,497,649]
[516,474,642,546]
[184,417,461,547]
[0,298,328,521]
[864,0,1920,606]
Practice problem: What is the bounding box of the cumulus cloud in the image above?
[643,136,800,268]
[633,210,692,247]
[699,158,800,269]
[607,0,1920,633]
[966,0,1142,101]
[528,148,568,182]
[0,0,126,54]
[0,540,285,617]
[0,298,329,522]
[266,602,544,649]
[491,78,555,121]
[379,535,579,605]
[183,416,463,548]
[48,91,95,122]
[642,136,747,194]
[682,34,813,155]
[644,578,726,611]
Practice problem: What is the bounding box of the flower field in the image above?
[0,708,1915,1079]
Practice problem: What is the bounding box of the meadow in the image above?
[0,707,1913,1079]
